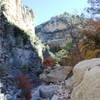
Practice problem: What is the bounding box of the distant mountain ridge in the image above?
[36,12,88,47]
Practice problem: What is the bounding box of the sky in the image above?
[22,0,89,25]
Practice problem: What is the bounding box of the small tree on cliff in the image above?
[78,0,100,59]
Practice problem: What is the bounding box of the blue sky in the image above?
[22,0,89,25]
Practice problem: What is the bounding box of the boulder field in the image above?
[31,58,100,100]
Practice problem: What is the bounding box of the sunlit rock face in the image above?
[1,0,34,32]
[36,13,87,47]
[71,58,100,100]
[0,0,44,70]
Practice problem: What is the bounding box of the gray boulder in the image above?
[39,85,58,98]
[40,66,72,83]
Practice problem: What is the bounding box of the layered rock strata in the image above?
[36,13,87,47]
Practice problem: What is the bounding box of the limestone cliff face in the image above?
[36,13,87,47]
[71,58,100,100]
[1,0,34,32]
[0,1,44,99]
[0,0,44,70]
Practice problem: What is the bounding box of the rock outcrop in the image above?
[0,0,44,99]
[36,13,87,47]
[71,58,100,100]
[0,0,44,69]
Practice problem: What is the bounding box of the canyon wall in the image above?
[0,0,44,69]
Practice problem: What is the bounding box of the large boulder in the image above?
[31,82,72,100]
[31,85,59,99]
[39,85,58,98]
[71,58,100,100]
[40,66,73,83]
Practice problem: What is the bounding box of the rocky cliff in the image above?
[0,0,44,68]
[0,0,44,99]
[36,13,88,47]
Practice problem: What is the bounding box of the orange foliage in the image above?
[79,19,100,59]
[43,56,55,67]
[84,49,100,59]
[84,50,95,59]
[17,75,33,100]
[93,49,100,57]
